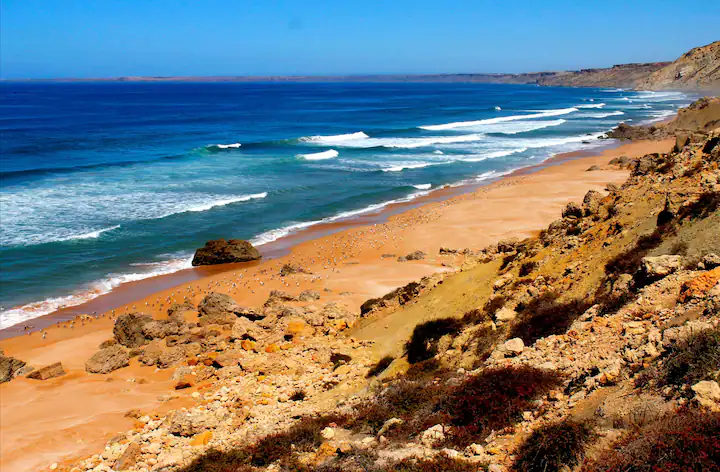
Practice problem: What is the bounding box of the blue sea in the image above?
[0,82,694,327]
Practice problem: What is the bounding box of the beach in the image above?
[0,136,674,471]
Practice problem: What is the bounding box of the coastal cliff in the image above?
[39,98,718,472]
[639,41,720,91]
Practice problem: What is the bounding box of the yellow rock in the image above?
[190,431,212,446]
[241,340,256,351]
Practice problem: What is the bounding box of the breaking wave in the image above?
[419,107,579,131]
[298,149,339,160]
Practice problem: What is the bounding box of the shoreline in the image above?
[1,139,619,340]
[0,136,676,471]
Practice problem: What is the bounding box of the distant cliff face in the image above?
[638,41,720,91]
[525,62,670,89]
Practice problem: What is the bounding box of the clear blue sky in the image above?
[2,0,718,79]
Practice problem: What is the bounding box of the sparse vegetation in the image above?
[406,318,463,363]
[582,409,720,472]
[513,419,595,472]
[661,327,720,387]
[510,292,592,345]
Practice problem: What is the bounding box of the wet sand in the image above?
[0,138,673,471]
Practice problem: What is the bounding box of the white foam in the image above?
[413,184,432,190]
[576,103,606,109]
[582,111,625,119]
[460,148,528,162]
[0,256,193,329]
[298,149,339,160]
[433,150,444,155]
[419,107,578,131]
[67,225,121,241]
[251,190,432,246]
[512,132,605,149]
[382,162,444,172]
[159,193,268,218]
[494,106,502,111]
[210,143,242,149]
[298,132,369,144]
[452,119,566,135]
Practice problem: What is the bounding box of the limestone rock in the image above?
[562,202,583,219]
[640,255,683,279]
[26,362,66,380]
[191,239,261,266]
[115,442,140,471]
[86,345,130,374]
[420,424,446,446]
[197,293,245,325]
[692,380,720,410]
[231,317,265,341]
[494,307,517,322]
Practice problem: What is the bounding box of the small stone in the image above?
[115,442,140,470]
[420,424,445,446]
[377,418,404,437]
[494,307,517,322]
[692,380,720,410]
[504,338,525,354]
[320,427,335,440]
[189,431,213,446]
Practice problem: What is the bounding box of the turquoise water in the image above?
[0,82,693,327]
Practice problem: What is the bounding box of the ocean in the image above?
[0,82,694,328]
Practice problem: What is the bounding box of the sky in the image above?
[1,0,718,79]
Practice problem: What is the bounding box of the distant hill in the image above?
[8,42,719,91]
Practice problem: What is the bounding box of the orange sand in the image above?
[0,139,673,471]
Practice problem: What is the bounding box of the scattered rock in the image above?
[378,418,404,437]
[562,202,584,219]
[298,290,321,302]
[420,424,446,446]
[191,239,261,266]
[398,250,426,262]
[168,410,220,437]
[0,355,27,383]
[197,293,246,325]
[586,165,601,171]
[26,362,66,380]
[280,263,310,276]
[494,307,517,322]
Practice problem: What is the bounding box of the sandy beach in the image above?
[0,137,674,471]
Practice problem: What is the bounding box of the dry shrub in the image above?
[367,355,394,378]
[661,327,720,387]
[604,229,664,278]
[519,260,539,277]
[439,366,564,448]
[676,191,720,221]
[179,414,347,471]
[392,455,480,471]
[513,419,595,472]
[510,292,592,345]
[406,318,463,363]
[349,377,445,437]
[582,409,720,472]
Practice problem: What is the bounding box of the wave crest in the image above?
[419,107,578,131]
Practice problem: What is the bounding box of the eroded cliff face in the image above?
[639,41,720,91]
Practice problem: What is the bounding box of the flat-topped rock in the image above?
[191,239,261,266]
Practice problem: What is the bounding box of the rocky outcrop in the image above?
[113,313,154,348]
[639,41,720,91]
[85,345,130,374]
[191,239,261,266]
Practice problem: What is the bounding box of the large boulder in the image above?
[192,239,261,266]
[113,313,153,348]
[0,355,27,383]
[86,345,130,374]
[197,293,251,325]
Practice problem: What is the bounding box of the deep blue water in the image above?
[0,82,693,327]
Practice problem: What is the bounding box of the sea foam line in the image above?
[298,132,369,143]
[419,107,578,131]
[208,142,242,149]
[155,193,268,219]
[0,256,193,329]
